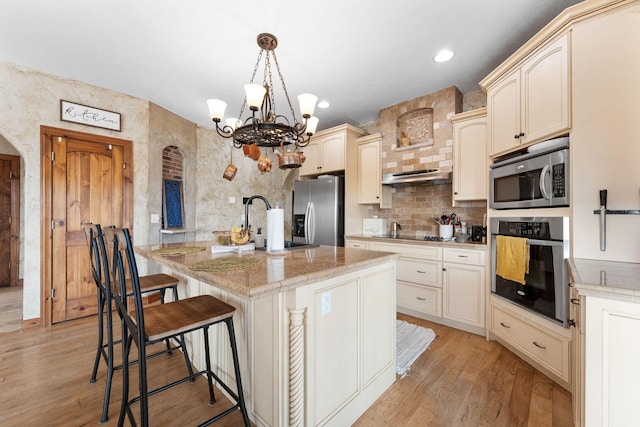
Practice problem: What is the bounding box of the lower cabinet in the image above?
[360,238,486,336]
[490,297,571,387]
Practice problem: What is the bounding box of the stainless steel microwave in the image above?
[490,137,569,209]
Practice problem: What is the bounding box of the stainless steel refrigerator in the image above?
[292,176,344,247]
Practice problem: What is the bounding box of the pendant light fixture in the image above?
[207,33,319,152]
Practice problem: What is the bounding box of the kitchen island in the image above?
[135,242,398,427]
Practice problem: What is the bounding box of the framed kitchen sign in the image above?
[60,100,122,131]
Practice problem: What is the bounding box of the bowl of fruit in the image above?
[213,227,251,246]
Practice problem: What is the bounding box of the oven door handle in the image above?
[539,164,552,200]
[525,238,564,247]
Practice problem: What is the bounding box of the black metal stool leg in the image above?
[100,294,116,423]
[202,326,216,405]
[90,288,106,384]
[160,288,173,356]
[118,323,131,427]
[226,318,251,427]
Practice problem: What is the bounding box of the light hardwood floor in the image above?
[0,286,22,333]
[0,311,572,426]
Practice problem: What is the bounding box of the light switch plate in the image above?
[321,291,331,316]
[150,213,160,224]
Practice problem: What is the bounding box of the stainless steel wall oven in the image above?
[490,216,570,327]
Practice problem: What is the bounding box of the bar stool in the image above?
[83,223,193,423]
[104,227,250,427]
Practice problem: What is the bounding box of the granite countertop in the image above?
[568,258,640,302]
[346,234,488,250]
[136,241,398,300]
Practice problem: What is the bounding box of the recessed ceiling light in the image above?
[317,100,330,109]
[434,49,454,63]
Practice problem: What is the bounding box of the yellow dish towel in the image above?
[496,235,530,285]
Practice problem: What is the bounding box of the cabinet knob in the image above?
[519,132,525,137]
[571,298,580,305]
[442,268,447,272]
[568,319,576,327]
[454,192,458,195]
[514,134,520,139]
[317,166,322,170]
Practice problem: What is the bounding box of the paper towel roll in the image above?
[266,208,284,253]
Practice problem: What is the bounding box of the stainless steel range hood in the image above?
[381,168,451,185]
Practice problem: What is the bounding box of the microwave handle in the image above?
[539,164,552,200]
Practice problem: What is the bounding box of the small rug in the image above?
[189,256,261,272]
[396,319,436,377]
[152,246,205,256]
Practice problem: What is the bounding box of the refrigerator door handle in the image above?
[308,202,316,244]
[304,202,311,244]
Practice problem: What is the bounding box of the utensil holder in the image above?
[439,224,453,239]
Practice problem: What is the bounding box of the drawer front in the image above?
[397,257,442,288]
[491,305,569,380]
[443,247,486,266]
[397,281,441,316]
[369,241,441,260]
[345,240,368,249]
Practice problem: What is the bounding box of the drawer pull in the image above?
[416,297,426,301]
[570,298,580,305]
[416,270,426,274]
[499,322,511,329]
[532,341,546,350]
[457,255,469,258]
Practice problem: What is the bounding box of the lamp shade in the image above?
[207,99,227,121]
[306,116,319,135]
[244,84,267,109]
[297,93,318,118]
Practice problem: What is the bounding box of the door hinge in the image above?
[9,171,13,179]
[51,151,55,162]
[8,216,11,225]
[51,288,55,299]
[51,220,55,230]
[108,144,113,150]
[122,163,126,170]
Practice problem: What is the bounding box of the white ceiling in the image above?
[1,0,583,131]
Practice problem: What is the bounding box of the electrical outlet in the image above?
[320,291,331,316]
[229,196,236,204]
[150,213,159,224]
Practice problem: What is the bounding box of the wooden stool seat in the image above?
[133,295,235,342]
[138,273,180,292]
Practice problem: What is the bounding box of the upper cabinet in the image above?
[299,125,351,177]
[485,32,570,157]
[356,133,391,208]
[451,108,487,203]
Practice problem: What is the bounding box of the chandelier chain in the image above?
[239,49,267,121]
[264,52,276,120]
[271,50,298,122]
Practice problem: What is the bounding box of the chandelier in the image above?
[207,33,319,151]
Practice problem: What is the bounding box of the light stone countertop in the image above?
[568,258,640,302]
[136,241,399,300]
[346,234,488,250]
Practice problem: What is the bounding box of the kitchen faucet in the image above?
[243,195,272,230]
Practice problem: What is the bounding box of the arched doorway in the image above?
[0,134,23,332]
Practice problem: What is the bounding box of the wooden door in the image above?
[0,154,20,287]
[41,126,132,325]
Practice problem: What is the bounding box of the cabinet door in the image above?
[442,263,485,327]
[453,116,487,201]
[488,70,521,156]
[319,133,345,173]
[521,33,570,145]
[585,296,640,426]
[357,140,381,203]
[299,141,320,177]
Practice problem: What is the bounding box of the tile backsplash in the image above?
[367,182,486,236]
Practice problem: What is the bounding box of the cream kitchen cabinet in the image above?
[485,32,570,157]
[490,296,571,388]
[344,239,368,250]
[356,133,392,208]
[451,109,487,203]
[354,238,487,335]
[442,248,485,331]
[299,124,365,177]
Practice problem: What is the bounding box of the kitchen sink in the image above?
[256,241,319,251]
